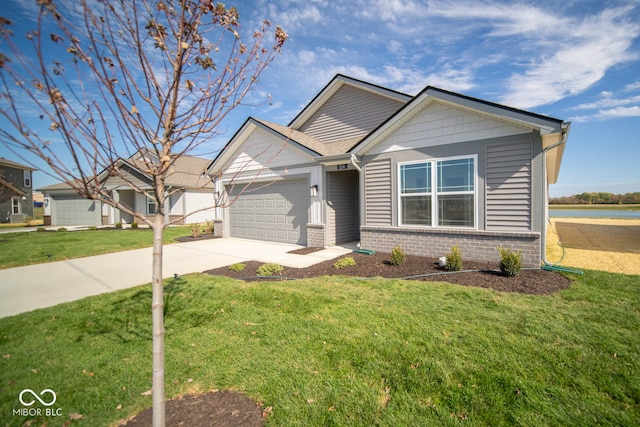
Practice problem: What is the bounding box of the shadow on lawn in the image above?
[74,277,204,343]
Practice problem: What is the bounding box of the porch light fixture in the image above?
[310,185,318,197]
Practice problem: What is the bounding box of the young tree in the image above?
[0,0,286,425]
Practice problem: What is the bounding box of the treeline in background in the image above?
[550,192,640,205]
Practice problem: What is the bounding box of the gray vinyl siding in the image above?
[486,141,532,230]
[327,171,359,246]
[102,165,151,189]
[298,85,404,143]
[364,159,392,226]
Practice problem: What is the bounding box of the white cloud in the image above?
[499,6,640,109]
[428,0,564,37]
[625,81,640,91]
[573,94,640,110]
[571,106,640,122]
[359,0,430,22]
[266,2,322,31]
[417,1,640,109]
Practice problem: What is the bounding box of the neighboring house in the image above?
[40,151,215,227]
[209,74,570,266]
[0,157,35,223]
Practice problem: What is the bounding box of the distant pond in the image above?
[549,209,640,219]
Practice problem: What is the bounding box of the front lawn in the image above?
[1,270,638,426]
[0,227,193,269]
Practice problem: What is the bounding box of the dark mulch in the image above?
[175,234,220,243]
[204,252,571,295]
[123,252,570,426]
[119,391,267,427]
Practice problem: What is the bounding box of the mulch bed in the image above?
[119,391,266,427]
[175,234,220,243]
[123,251,570,426]
[204,252,571,295]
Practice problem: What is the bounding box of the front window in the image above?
[400,163,431,225]
[437,158,475,227]
[147,198,157,215]
[399,156,476,228]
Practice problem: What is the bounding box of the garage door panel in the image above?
[53,195,100,226]
[228,180,308,245]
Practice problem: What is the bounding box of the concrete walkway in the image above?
[0,238,355,318]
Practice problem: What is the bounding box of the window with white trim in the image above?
[399,156,476,228]
[147,198,157,215]
[23,170,31,187]
[11,196,21,214]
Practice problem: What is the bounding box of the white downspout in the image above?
[350,153,364,245]
[349,153,362,173]
[541,124,570,266]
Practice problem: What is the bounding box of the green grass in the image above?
[1,270,638,426]
[0,227,192,269]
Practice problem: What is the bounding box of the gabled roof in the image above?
[0,157,36,171]
[211,75,570,183]
[0,177,26,195]
[348,85,570,183]
[39,150,213,192]
[287,74,412,130]
[350,86,568,155]
[208,116,368,176]
[255,119,362,156]
[124,154,212,188]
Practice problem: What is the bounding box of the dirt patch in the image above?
[119,391,266,427]
[287,246,324,255]
[204,252,571,295]
[547,218,640,275]
[174,234,219,243]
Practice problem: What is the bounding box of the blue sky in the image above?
[2,0,640,197]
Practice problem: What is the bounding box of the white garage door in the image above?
[53,195,101,226]
[228,180,308,245]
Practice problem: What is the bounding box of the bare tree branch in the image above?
[0,1,287,425]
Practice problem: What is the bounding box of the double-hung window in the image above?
[11,196,21,214]
[399,156,476,228]
[147,198,157,215]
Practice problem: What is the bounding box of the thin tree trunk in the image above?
[151,213,165,427]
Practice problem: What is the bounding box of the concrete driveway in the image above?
[0,238,354,318]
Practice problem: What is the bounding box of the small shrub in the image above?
[390,245,406,266]
[229,263,246,272]
[445,245,463,271]
[115,222,122,229]
[36,227,46,232]
[333,257,356,269]
[130,221,138,229]
[498,247,523,277]
[204,220,214,234]
[57,227,67,232]
[190,223,202,238]
[256,263,284,277]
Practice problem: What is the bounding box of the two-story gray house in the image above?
[208,75,570,266]
[0,157,36,223]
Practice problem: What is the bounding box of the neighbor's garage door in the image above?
[53,195,100,226]
[228,179,308,245]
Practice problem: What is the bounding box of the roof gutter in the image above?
[350,153,362,172]
[541,122,571,266]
